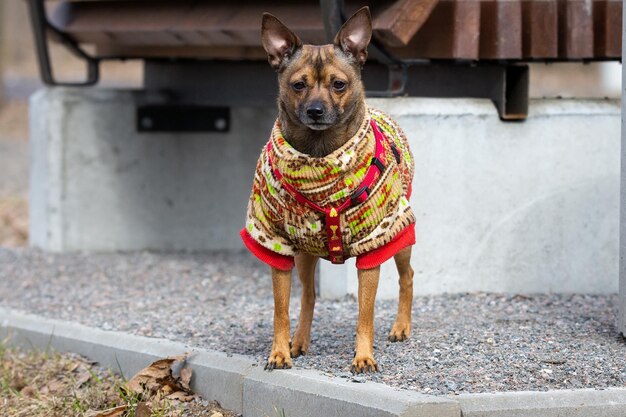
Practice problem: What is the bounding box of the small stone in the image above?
[210,412,223,417]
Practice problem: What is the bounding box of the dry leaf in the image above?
[46,379,66,394]
[85,404,128,417]
[135,402,152,417]
[19,385,35,398]
[125,354,194,401]
[166,390,196,403]
[126,358,176,394]
[75,370,92,388]
[180,367,192,391]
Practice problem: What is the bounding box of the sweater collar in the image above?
[269,109,375,205]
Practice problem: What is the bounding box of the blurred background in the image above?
[0,1,144,247]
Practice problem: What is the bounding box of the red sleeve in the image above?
[240,229,295,271]
[356,224,415,270]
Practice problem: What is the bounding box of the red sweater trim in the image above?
[356,224,415,270]
[240,229,295,271]
[241,223,415,271]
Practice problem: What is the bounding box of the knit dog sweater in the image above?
[240,107,416,270]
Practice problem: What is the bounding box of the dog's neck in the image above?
[278,99,367,158]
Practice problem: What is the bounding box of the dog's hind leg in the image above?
[291,253,318,358]
[388,246,414,342]
[351,265,380,373]
[266,267,293,370]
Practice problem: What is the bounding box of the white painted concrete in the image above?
[529,62,621,99]
[324,98,620,298]
[29,89,620,297]
[30,88,274,251]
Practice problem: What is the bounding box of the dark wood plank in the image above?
[604,0,622,57]
[389,0,456,59]
[452,0,481,60]
[52,0,429,49]
[373,0,440,47]
[95,44,268,60]
[521,0,557,58]
[593,0,622,57]
[558,0,594,58]
[479,0,522,59]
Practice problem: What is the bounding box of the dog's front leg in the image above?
[388,246,414,342]
[291,253,318,357]
[265,266,293,370]
[351,266,380,373]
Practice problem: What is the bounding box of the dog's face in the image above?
[261,8,372,131]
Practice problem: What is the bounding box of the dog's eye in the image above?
[292,81,306,91]
[333,80,347,91]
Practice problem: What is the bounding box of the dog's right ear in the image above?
[261,13,302,71]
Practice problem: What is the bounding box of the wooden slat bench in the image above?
[47,0,621,61]
[29,0,622,119]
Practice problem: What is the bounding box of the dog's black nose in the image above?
[306,104,325,120]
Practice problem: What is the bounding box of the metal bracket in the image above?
[492,66,529,121]
[26,0,100,86]
[320,0,345,42]
[137,105,230,133]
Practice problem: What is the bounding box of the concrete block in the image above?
[457,389,626,417]
[0,308,254,413]
[243,367,460,417]
[323,98,620,298]
[29,88,274,252]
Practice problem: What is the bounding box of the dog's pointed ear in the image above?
[333,7,372,67]
[261,13,302,71]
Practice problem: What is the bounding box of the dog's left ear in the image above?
[333,7,372,67]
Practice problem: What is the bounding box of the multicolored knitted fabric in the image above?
[241,107,415,269]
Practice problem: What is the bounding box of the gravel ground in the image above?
[0,248,624,396]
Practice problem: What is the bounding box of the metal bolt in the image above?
[214,118,227,131]
[141,117,153,129]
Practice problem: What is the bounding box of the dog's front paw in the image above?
[265,348,292,371]
[290,332,310,358]
[351,354,378,374]
[388,321,411,342]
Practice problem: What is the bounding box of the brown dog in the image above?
[248,6,414,373]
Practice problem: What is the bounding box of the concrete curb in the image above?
[2,307,626,417]
[457,389,626,417]
[0,308,458,417]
